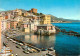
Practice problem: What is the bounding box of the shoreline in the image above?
[3,33,56,55]
[51,22,71,23]
[4,29,56,49]
[2,34,56,56]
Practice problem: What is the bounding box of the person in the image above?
[16,54,18,56]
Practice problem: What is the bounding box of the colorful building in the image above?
[22,12,30,16]
[10,20,18,29]
[0,15,5,32]
[37,24,54,30]
[24,28,30,33]
[5,15,8,19]
[21,23,30,28]
[13,9,22,17]
[7,20,11,30]
[14,16,23,22]
[1,20,7,32]
[21,23,30,33]
[26,15,38,20]
[36,24,56,35]
[0,14,6,50]
[40,15,51,25]
[0,15,1,50]
[31,8,37,13]
[28,8,37,13]
[0,14,4,20]
[15,9,22,15]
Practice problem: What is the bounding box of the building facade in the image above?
[36,24,56,35]
[13,9,22,17]
[22,12,30,16]
[1,20,7,32]
[21,23,30,33]
[31,8,37,13]
[7,20,11,30]
[40,15,51,25]
[10,20,18,29]
[15,9,22,16]
[0,14,4,50]
[5,15,8,19]
[0,16,1,50]
[28,8,37,13]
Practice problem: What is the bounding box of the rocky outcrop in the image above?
[61,29,80,37]
[55,27,61,33]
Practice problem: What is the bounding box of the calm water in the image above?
[16,23,80,55]
[53,23,80,33]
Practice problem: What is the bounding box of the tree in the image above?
[40,13,43,15]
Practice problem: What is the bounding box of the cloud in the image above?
[0,8,5,11]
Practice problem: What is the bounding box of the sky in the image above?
[0,0,80,20]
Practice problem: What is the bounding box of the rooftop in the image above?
[22,22,30,25]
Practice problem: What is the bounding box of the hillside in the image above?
[51,15,80,22]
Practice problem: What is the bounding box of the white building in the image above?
[1,20,7,32]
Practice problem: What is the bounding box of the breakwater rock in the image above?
[61,29,80,37]
[55,27,61,33]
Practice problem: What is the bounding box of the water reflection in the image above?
[24,34,56,48]
[16,34,56,49]
[16,33,80,55]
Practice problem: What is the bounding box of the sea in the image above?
[16,22,80,56]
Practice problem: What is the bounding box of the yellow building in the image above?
[14,9,22,16]
[24,28,30,33]
[40,15,51,25]
[23,12,30,16]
